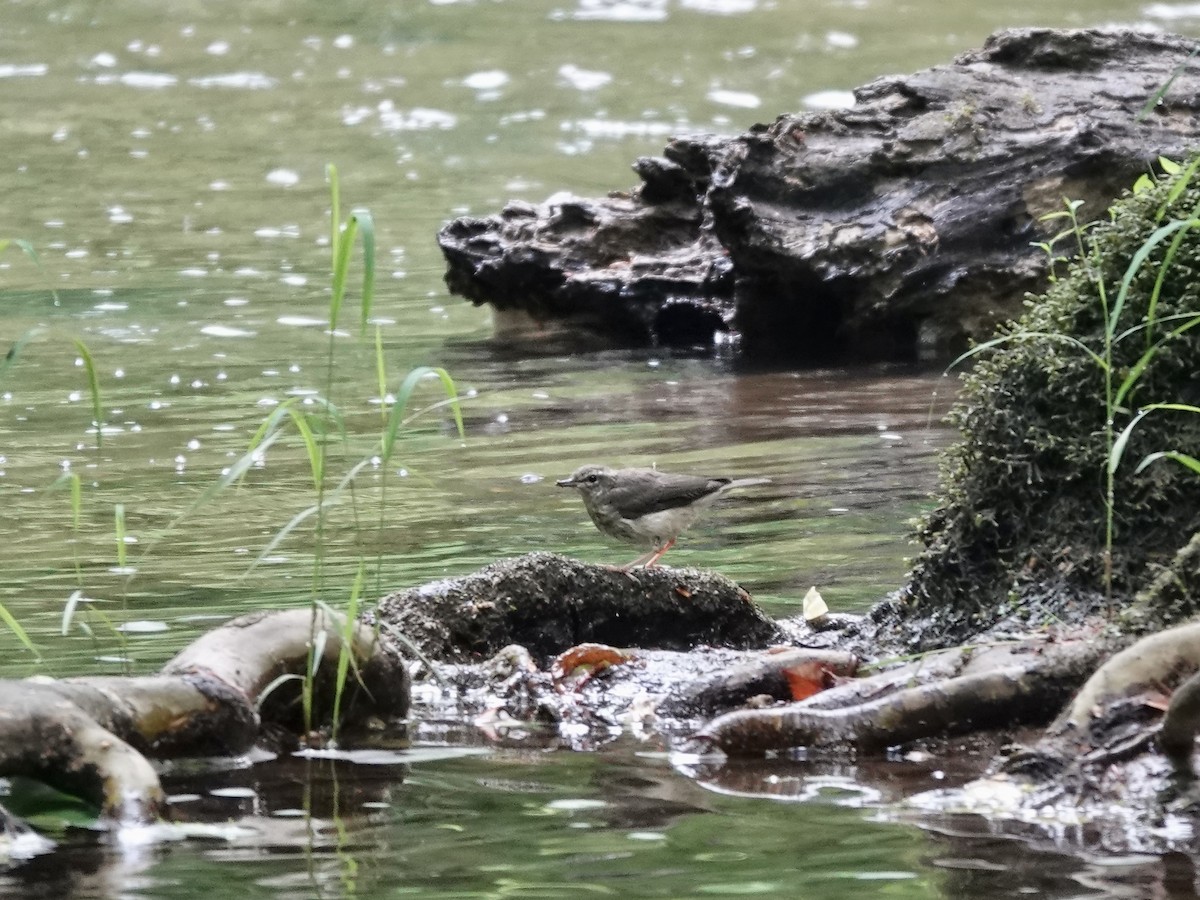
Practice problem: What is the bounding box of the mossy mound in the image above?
[897,165,1200,648]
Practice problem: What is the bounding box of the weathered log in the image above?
[374,552,785,664]
[438,28,1200,363]
[0,608,409,823]
[0,683,166,822]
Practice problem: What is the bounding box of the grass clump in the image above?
[898,159,1200,647]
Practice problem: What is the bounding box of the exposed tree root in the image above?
[1051,621,1200,735]
[0,608,409,825]
[687,638,1109,756]
[1162,669,1200,779]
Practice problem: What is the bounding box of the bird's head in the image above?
[556,465,616,499]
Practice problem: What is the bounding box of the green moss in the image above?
[1125,530,1200,632]
[899,165,1200,647]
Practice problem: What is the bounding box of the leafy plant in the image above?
[951,158,1200,598]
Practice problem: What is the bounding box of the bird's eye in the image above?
[585,474,598,484]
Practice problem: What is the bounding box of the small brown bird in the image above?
[556,464,768,567]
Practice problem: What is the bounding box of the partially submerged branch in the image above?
[0,608,409,824]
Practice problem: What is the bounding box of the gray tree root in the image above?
[1051,621,1200,735]
[0,608,409,824]
[688,638,1108,756]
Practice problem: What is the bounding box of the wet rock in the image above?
[438,28,1200,363]
[374,551,785,664]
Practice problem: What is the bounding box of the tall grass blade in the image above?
[329,218,359,332]
[378,620,447,688]
[0,326,46,380]
[246,502,321,574]
[1109,410,1151,474]
[374,326,388,424]
[1139,46,1200,120]
[283,406,325,491]
[1113,312,1200,411]
[255,672,305,712]
[114,503,127,568]
[0,601,38,658]
[381,366,464,463]
[1141,218,1200,350]
[947,332,1108,374]
[72,339,103,449]
[1,239,59,304]
[61,589,85,636]
[1109,217,1200,337]
[1136,450,1200,476]
[1161,155,1200,214]
[352,208,375,332]
[310,628,328,679]
[171,428,284,528]
[330,564,366,742]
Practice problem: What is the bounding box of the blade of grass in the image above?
[0,601,38,658]
[377,620,447,688]
[255,673,305,712]
[946,331,1108,374]
[72,339,103,449]
[114,503,127,568]
[330,565,366,743]
[1113,313,1200,411]
[245,502,321,575]
[374,325,388,425]
[1139,46,1200,120]
[381,366,464,463]
[352,208,375,333]
[1136,450,1200,476]
[0,326,46,380]
[329,217,359,332]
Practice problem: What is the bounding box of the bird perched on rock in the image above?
[556,464,768,568]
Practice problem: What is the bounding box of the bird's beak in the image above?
[556,477,577,488]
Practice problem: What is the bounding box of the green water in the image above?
[0,0,1193,895]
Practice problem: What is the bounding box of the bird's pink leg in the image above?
[621,547,657,570]
[643,538,675,568]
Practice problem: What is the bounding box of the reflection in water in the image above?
[0,0,1183,894]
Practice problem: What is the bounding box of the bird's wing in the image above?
[607,470,731,519]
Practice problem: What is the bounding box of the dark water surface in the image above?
[1,0,1196,895]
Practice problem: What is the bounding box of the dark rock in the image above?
[373,552,784,664]
[438,28,1200,363]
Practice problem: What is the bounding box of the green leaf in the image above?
[114,503,127,568]
[1136,450,1200,476]
[1113,313,1200,411]
[352,208,375,333]
[1160,156,1183,175]
[246,502,321,575]
[1138,47,1200,121]
[0,601,39,657]
[381,366,465,463]
[1108,409,1150,474]
[946,331,1107,374]
[1132,173,1154,195]
[72,339,103,449]
[329,216,359,332]
[61,589,85,636]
